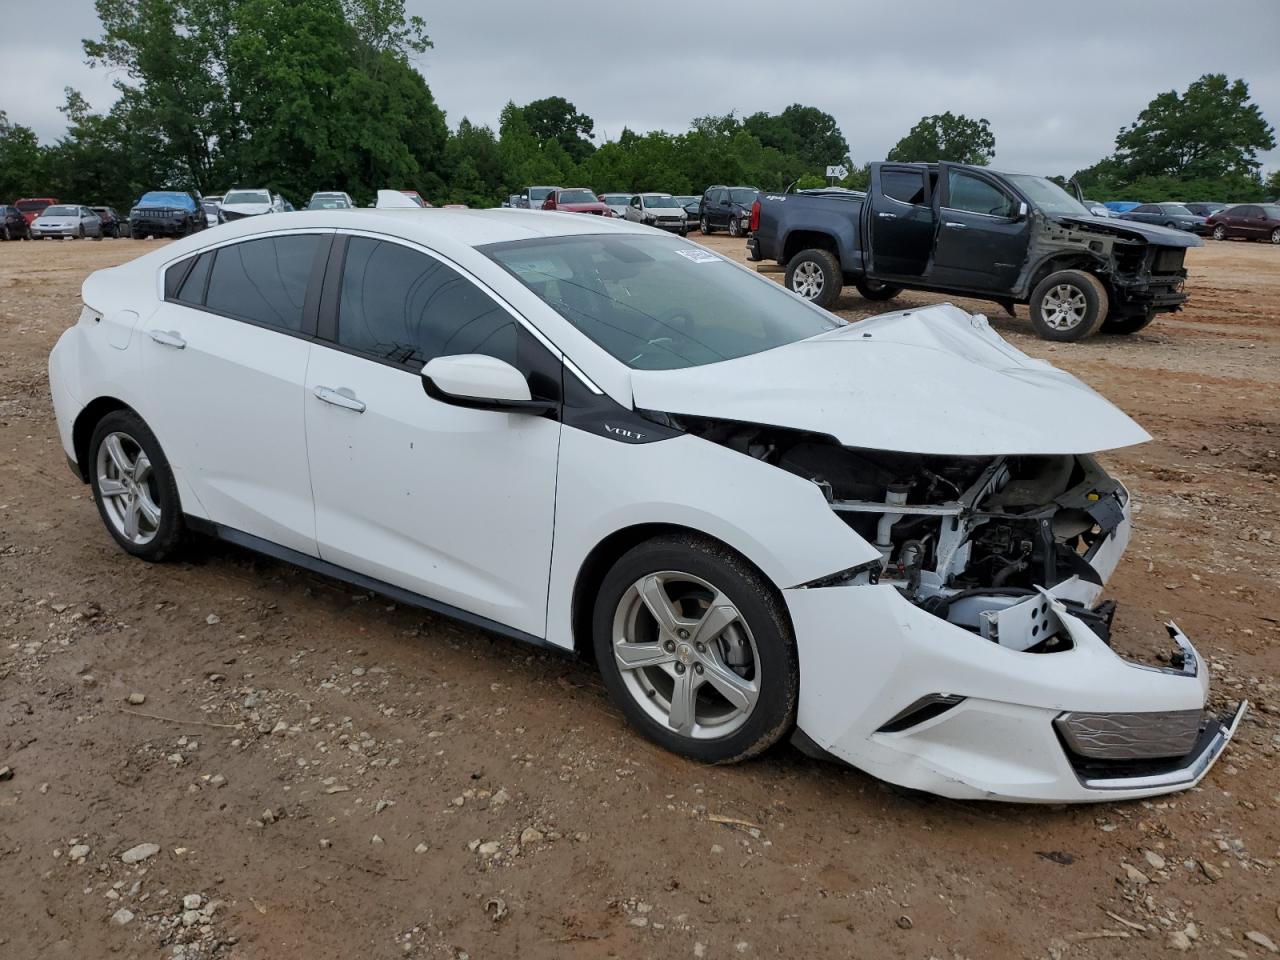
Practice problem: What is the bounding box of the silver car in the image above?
[599,192,632,218]
[30,204,103,240]
[623,193,688,235]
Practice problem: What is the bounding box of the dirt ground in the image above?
[1,230,1277,960]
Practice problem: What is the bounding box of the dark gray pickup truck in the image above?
[747,161,1202,340]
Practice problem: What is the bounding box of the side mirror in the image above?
[421,354,555,414]
[1013,201,1028,221]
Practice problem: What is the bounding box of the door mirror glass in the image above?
[1014,201,1028,221]
[422,354,554,414]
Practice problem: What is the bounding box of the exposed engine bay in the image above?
[669,415,1130,651]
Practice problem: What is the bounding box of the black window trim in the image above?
[160,230,333,341]
[313,230,566,380]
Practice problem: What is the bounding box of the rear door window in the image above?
[881,170,927,206]
[205,235,322,332]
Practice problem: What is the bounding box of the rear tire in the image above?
[1,226,9,241]
[1028,270,1107,342]
[592,534,798,764]
[784,248,842,309]
[1271,228,1280,245]
[88,410,185,562]
[854,278,902,302]
[1212,224,1226,241]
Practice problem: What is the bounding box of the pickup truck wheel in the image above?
[1102,310,1156,335]
[854,279,902,302]
[700,215,713,235]
[1029,270,1107,341]
[784,249,842,308]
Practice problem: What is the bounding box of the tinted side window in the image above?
[177,252,213,305]
[205,235,320,331]
[881,170,926,206]
[946,171,1016,217]
[1134,205,1156,214]
[337,238,519,367]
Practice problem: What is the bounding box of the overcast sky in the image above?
[4,0,1278,177]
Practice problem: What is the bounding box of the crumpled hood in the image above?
[1055,214,1203,247]
[628,303,1151,456]
[557,202,612,214]
[222,202,274,216]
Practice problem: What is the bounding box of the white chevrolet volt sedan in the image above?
[48,209,1244,803]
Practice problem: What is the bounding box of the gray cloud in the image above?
[4,0,1277,177]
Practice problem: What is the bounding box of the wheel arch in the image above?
[781,229,839,265]
[569,522,791,661]
[1025,253,1109,300]
[71,396,136,482]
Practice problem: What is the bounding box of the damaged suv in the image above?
[49,211,1242,803]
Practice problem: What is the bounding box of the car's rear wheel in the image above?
[1212,224,1226,241]
[593,534,798,764]
[88,411,184,561]
[784,248,842,309]
[854,278,902,302]
[1028,270,1107,341]
[1271,227,1280,245]
[700,215,713,235]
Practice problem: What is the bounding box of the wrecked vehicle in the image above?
[748,161,1202,340]
[49,215,1241,803]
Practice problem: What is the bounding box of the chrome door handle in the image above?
[876,211,897,219]
[943,221,967,229]
[148,329,186,349]
[313,385,366,413]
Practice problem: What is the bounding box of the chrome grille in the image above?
[1055,709,1203,760]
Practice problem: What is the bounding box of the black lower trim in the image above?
[184,516,558,650]
[66,454,87,483]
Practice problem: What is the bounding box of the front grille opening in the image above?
[876,694,965,734]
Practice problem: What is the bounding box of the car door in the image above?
[928,165,1028,291]
[1240,206,1265,239]
[627,195,642,222]
[303,234,562,637]
[867,165,935,279]
[139,231,330,555]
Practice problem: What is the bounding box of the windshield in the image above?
[675,196,699,205]
[16,200,52,212]
[528,187,554,203]
[138,191,191,208]
[483,235,840,371]
[557,189,597,204]
[728,188,757,204]
[224,190,271,205]
[1003,175,1090,217]
[643,195,681,208]
[309,197,351,209]
[201,202,219,212]
[601,194,629,204]
[43,205,78,217]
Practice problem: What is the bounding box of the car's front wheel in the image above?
[700,215,712,235]
[1212,224,1227,241]
[784,248,842,309]
[1028,270,1108,341]
[729,217,742,238]
[88,410,185,561]
[593,534,798,764]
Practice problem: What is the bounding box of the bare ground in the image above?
[0,232,1277,960]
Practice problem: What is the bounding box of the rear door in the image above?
[139,231,330,555]
[928,165,1028,291]
[867,165,935,278]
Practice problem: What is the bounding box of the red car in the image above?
[1205,203,1280,244]
[14,197,58,226]
[542,188,614,216]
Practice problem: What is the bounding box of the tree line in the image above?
[0,0,1274,212]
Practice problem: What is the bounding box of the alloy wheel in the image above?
[700,216,709,234]
[95,431,162,546]
[1213,225,1226,240]
[1040,283,1088,331]
[729,218,741,237]
[1272,228,1280,245]
[790,260,825,300]
[611,571,760,740]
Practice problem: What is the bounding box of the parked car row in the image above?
[505,184,762,238]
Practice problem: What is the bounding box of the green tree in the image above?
[887,112,995,166]
[744,104,849,170]
[522,96,595,163]
[0,111,46,201]
[1114,74,1275,180]
[1265,169,1280,201]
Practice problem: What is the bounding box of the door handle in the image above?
[943,221,967,229]
[313,385,366,413]
[876,211,897,220]
[148,329,186,349]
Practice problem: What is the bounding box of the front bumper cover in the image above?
[784,583,1243,803]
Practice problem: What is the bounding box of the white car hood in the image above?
[36,217,78,226]
[627,303,1151,455]
[222,202,273,216]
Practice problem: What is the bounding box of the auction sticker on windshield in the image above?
[674,248,721,264]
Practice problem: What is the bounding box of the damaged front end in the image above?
[669,414,1245,801]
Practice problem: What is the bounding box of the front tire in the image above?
[88,410,184,561]
[784,248,842,309]
[729,218,742,238]
[1028,270,1107,342]
[592,534,798,764]
[854,278,902,302]
[700,215,713,235]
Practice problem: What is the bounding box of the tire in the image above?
[88,410,185,562]
[1212,224,1226,241]
[854,278,903,302]
[1,226,9,241]
[1028,270,1108,342]
[700,215,713,235]
[592,533,799,764]
[1164,221,1176,229]
[133,231,147,240]
[679,227,688,238]
[78,225,85,239]
[784,248,842,309]
[729,217,742,238]
[1272,228,1280,245]
[1102,310,1157,335]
